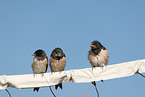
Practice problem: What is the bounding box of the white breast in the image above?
[32,58,47,73]
[88,49,109,67]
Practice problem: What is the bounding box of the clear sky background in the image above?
[0,0,145,97]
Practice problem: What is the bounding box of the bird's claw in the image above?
[33,74,37,77]
[41,73,44,77]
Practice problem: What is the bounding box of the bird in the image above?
[31,49,48,92]
[49,47,66,90]
[88,40,109,68]
[88,40,109,97]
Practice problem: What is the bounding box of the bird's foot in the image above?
[33,74,37,77]
[59,71,63,74]
[41,73,44,77]
[92,67,95,71]
[101,65,104,70]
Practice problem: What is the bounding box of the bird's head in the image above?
[32,49,46,59]
[51,48,65,60]
[90,40,106,55]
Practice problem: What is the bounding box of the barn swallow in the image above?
[88,40,109,68]
[31,49,48,92]
[49,48,66,90]
[88,40,109,97]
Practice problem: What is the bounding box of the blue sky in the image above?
[0,0,145,97]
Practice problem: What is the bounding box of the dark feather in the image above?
[55,83,62,90]
[33,88,39,92]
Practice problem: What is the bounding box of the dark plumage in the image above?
[31,49,48,92]
[49,48,66,90]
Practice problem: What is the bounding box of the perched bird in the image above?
[88,40,109,97]
[88,40,109,68]
[49,48,66,90]
[31,49,48,92]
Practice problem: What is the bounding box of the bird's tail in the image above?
[33,87,39,92]
[55,83,62,90]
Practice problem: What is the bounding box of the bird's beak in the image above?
[55,53,61,57]
[57,53,62,57]
[32,54,36,56]
[90,44,96,48]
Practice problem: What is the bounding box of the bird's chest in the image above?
[53,60,60,67]
[51,60,63,72]
[91,55,101,64]
[33,60,45,70]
